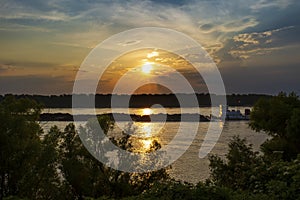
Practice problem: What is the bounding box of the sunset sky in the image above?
[0,0,299,94]
[97,49,204,94]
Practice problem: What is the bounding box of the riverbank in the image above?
[39,113,211,122]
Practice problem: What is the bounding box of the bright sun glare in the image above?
[142,108,152,115]
[141,62,153,74]
[142,139,152,150]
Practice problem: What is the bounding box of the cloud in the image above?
[199,16,259,34]
[107,1,199,35]
[229,26,296,59]
[118,40,141,47]
[6,11,69,21]
[251,0,295,10]
[50,41,92,49]
[147,51,159,58]
[0,23,51,32]
[0,63,16,72]
[229,46,286,59]
[0,0,300,94]
[0,0,262,61]
[0,1,70,21]
[233,26,294,47]
[198,23,214,33]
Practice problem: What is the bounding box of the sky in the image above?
[97,49,205,94]
[0,0,299,95]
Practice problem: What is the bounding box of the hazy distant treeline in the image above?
[0,94,272,108]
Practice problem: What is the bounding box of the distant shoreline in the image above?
[1,94,272,108]
[39,113,211,122]
[39,112,249,122]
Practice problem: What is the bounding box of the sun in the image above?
[141,62,153,74]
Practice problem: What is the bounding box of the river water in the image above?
[40,107,268,184]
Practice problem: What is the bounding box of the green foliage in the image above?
[123,180,279,200]
[287,108,300,152]
[136,181,231,200]
[209,136,300,199]
[0,96,69,199]
[209,136,261,190]
[0,97,170,199]
[260,137,298,160]
[250,92,300,137]
[0,96,63,199]
[43,116,170,199]
[3,94,300,199]
[250,92,300,160]
[54,123,108,199]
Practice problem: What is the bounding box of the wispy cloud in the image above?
[0,0,265,62]
[0,23,51,32]
[2,11,69,21]
[230,26,295,59]
[50,41,92,49]
[0,63,17,72]
[233,26,295,47]
[118,40,142,47]
[229,46,285,59]
[0,0,74,20]
[199,17,259,34]
[251,0,295,10]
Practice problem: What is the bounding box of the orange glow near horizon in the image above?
[97,48,202,94]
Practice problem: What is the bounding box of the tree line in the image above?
[0,94,272,108]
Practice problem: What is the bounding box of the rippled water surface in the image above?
[40,107,268,184]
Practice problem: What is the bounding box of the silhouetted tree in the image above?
[250,92,300,159]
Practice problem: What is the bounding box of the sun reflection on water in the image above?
[142,108,152,116]
[118,108,167,153]
[141,123,152,137]
[130,121,165,153]
[141,139,153,151]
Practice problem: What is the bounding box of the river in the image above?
[39,107,268,184]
